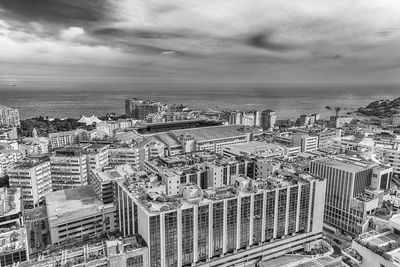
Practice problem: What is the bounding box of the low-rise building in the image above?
[342,215,400,267]
[223,141,285,159]
[292,132,319,152]
[46,185,117,245]
[90,164,138,204]
[109,146,141,168]
[0,127,17,140]
[0,228,28,266]
[0,149,24,178]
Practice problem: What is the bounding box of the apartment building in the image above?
[0,105,20,127]
[0,150,24,177]
[8,156,52,208]
[292,132,318,152]
[50,146,88,191]
[125,98,167,120]
[84,143,109,171]
[109,146,141,168]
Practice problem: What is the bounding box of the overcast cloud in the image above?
[0,0,400,84]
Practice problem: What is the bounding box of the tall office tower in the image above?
[260,109,276,131]
[50,146,88,191]
[0,105,20,127]
[115,174,326,267]
[8,155,52,208]
[310,156,393,235]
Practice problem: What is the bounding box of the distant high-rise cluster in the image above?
[125,98,167,120]
[0,105,20,127]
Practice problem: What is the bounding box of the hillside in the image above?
[357,97,400,118]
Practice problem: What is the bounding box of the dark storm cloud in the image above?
[1,0,400,83]
[92,27,186,39]
[246,33,294,52]
[0,0,112,25]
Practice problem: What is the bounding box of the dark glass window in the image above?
[198,205,209,260]
[240,196,251,248]
[149,215,161,267]
[226,199,238,252]
[212,202,224,256]
[182,209,194,265]
[165,212,178,267]
[265,191,276,240]
[253,193,263,244]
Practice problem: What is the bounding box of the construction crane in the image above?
[325,106,352,118]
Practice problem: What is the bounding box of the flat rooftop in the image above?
[313,156,376,173]
[0,228,26,255]
[0,188,21,217]
[46,186,104,224]
[171,125,247,142]
[226,141,284,155]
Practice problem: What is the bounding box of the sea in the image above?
[0,81,399,120]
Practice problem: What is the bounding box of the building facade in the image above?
[50,147,88,191]
[115,174,326,267]
[8,158,52,208]
[46,186,117,245]
[260,109,277,131]
[310,156,392,235]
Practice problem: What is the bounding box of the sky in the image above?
[0,0,400,85]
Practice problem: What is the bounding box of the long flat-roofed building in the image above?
[115,171,326,267]
[223,141,285,159]
[46,185,117,245]
[148,125,250,156]
[171,125,250,154]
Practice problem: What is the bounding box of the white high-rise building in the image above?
[50,146,88,191]
[8,156,52,208]
[115,173,326,267]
